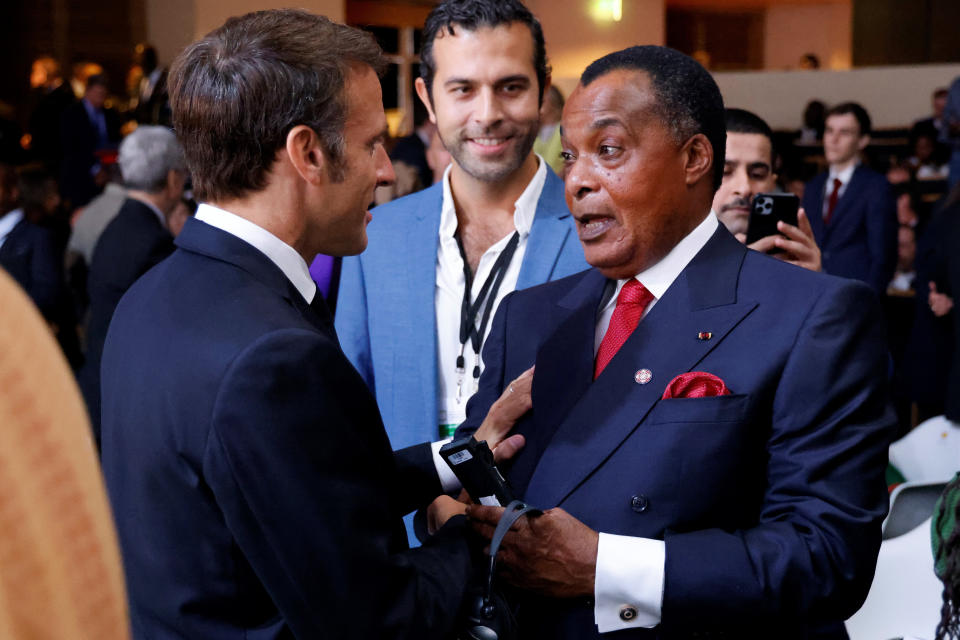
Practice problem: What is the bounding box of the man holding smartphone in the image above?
[712,108,821,272]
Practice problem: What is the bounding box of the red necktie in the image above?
[594,280,655,379]
[825,177,842,225]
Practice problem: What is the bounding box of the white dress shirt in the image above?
[0,208,24,251]
[593,211,718,633]
[822,163,857,218]
[434,157,547,431]
[194,204,317,304]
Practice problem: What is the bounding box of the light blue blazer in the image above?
[336,168,588,450]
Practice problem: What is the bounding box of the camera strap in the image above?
[484,500,542,607]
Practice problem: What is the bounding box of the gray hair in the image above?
[118,126,186,193]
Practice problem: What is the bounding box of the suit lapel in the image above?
[175,218,324,332]
[517,169,574,289]
[524,228,758,507]
[406,189,444,426]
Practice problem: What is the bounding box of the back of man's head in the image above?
[119,126,185,193]
[168,9,383,203]
[580,45,726,191]
[826,102,871,137]
[420,0,548,103]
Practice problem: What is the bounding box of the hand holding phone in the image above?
[745,193,800,248]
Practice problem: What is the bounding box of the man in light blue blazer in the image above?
[336,0,587,456]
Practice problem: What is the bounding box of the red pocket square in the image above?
[662,372,731,399]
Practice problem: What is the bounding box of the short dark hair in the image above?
[86,73,109,90]
[580,45,726,191]
[168,9,384,203]
[826,102,871,137]
[420,0,549,104]
[725,108,773,141]
[935,87,949,100]
[17,165,57,220]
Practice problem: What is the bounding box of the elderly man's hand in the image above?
[466,504,598,598]
[473,366,534,450]
[747,208,822,272]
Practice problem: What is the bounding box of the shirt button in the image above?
[619,605,638,622]
[630,494,649,513]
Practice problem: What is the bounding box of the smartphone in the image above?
[439,437,515,507]
[745,193,799,248]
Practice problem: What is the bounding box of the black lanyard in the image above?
[454,230,520,401]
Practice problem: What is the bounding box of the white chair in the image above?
[889,415,960,483]
[846,481,946,640]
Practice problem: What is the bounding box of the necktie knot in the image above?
[833,177,842,191]
[594,280,655,379]
[617,279,653,307]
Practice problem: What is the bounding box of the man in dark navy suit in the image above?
[78,125,185,443]
[462,46,895,638]
[802,102,897,295]
[0,163,61,318]
[60,74,121,209]
[100,10,526,639]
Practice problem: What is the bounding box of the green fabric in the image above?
[932,472,960,579]
[886,464,906,489]
[534,126,564,175]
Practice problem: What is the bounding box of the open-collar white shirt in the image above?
[0,208,24,251]
[434,156,547,432]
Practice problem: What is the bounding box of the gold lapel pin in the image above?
[697,332,713,341]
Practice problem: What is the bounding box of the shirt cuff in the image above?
[430,438,462,493]
[594,533,665,633]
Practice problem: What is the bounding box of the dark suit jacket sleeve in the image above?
[334,255,376,390]
[27,225,62,318]
[662,280,893,628]
[201,328,473,639]
[865,175,898,293]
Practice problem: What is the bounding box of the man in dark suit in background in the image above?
[79,125,185,442]
[60,74,120,209]
[802,102,897,295]
[0,163,61,318]
[100,10,527,639]
[462,46,894,638]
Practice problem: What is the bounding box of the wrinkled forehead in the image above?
[561,70,662,140]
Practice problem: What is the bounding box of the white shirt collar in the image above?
[438,154,547,241]
[604,211,719,308]
[131,196,167,228]
[0,209,24,248]
[194,203,318,304]
[828,162,857,186]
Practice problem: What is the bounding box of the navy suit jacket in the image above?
[0,215,61,318]
[457,225,895,638]
[802,166,897,294]
[80,198,174,441]
[100,218,474,639]
[336,168,588,450]
[60,100,121,207]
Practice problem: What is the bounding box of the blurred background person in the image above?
[0,163,61,323]
[78,125,186,444]
[0,267,130,640]
[60,73,121,210]
[533,84,564,174]
[27,56,75,175]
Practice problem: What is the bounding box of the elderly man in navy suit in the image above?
[100,10,527,639]
[462,46,895,638]
[802,102,897,295]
